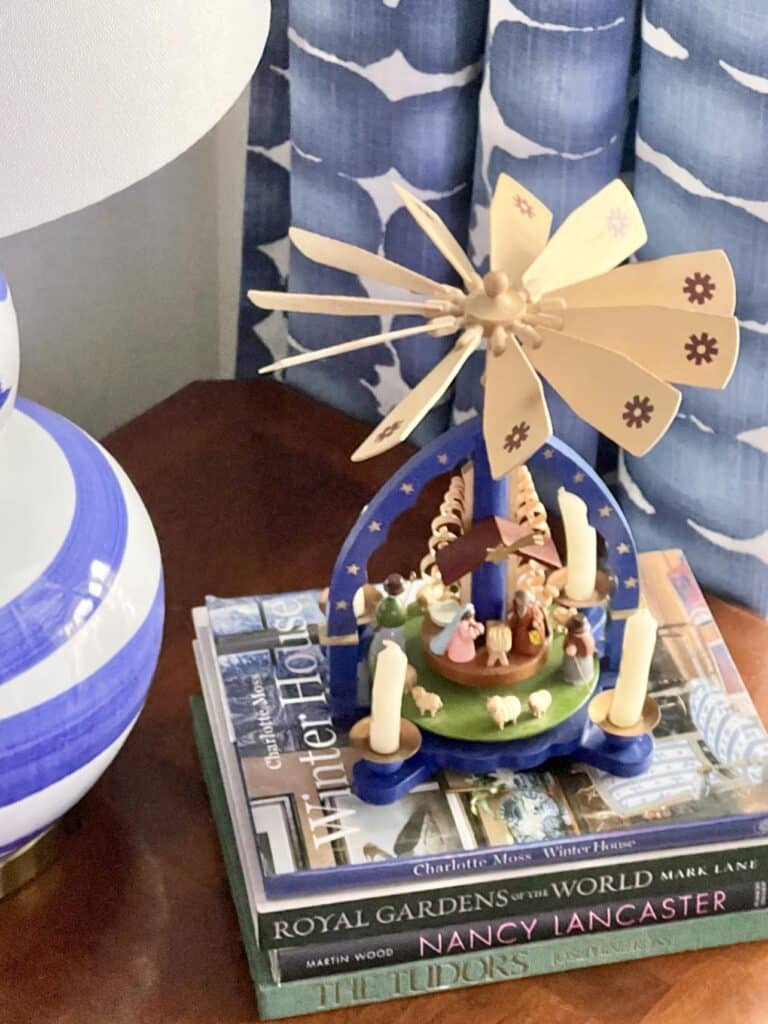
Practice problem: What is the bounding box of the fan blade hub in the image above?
[483,270,510,298]
[465,288,526,331]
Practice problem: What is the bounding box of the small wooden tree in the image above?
[513,465,558,605]
[514,465,550,538]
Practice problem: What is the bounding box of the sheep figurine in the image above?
[528,689,552,718]
[411,685,444,718]
[486,694,522,730]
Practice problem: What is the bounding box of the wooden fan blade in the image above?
[483,334,552,479]
[393,184,482,291]
[289,228,448,298]
[351,325,483,462]
[550,250,736,315]
[258,316,458,374]
[530,328,681,457]
[490,174,552,287]
[561,307,739,389]
[522,180,647,302]
[248,290,445,319]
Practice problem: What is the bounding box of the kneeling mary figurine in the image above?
[430,603,484,663]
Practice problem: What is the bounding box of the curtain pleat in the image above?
[236,0,291,378]
[621,0,768,614]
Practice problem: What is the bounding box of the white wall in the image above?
[0,89,250,439]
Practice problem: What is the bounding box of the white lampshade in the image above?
[0,1,270,237]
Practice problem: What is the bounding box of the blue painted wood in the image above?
[327,418,640,722]
[469,434,509,622]
[584,602,607,658]
[353,685,654,804]
[352,668,654,805]
[326,418,479,717]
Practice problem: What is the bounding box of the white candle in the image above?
[609,607,658,728]
[369,640,408,755]
[557,487,597,601]
[353,586,367,618]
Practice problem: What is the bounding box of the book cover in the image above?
[190,695,768,1021]
[202,550,768,899]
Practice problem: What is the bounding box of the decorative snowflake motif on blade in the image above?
[682,272,716,305]
[604,206,629,239]
[377,419,403,442]
[622,395,654,429]
[685,331,719,366]
[513,194,535,218]
[503,421,530,452]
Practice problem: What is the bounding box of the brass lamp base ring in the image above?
[0,822,66,899]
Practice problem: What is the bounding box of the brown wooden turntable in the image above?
[420,618,548,688]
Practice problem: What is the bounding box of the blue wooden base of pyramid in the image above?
[352,676,654,805]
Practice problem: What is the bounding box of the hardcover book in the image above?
[190,696,768,1019]
[198,550,768,900]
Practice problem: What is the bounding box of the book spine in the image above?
[257,908,768,1019]
[273,881,766,982]
[259,842,768,949]
[263,812,768,899]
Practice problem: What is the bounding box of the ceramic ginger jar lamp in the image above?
[0,275,163,859]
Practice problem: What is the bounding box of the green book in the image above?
[191,695,768,1020]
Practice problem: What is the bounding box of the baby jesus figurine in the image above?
[429,603,485,663]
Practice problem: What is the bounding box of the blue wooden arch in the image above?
[326,418,639,720]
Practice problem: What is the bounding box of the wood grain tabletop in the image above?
[1,379,766,1024]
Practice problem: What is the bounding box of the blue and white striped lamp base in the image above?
[0,397,164,857]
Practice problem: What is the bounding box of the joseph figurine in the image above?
[506,589,548,658]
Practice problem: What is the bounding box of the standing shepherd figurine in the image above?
[430,603,485,663]
[562,613,596,684]
[507,590,548,658]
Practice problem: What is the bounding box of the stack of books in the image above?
[191,550,768,1020]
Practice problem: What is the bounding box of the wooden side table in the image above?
[1,380,765,1024]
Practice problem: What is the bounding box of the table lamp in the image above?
[0,1,270,892]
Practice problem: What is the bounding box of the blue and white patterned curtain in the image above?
[620,0,768,614]
[236,0,768,616]
[285,0,485,440]
[237,0,290,378]
[454,0,638,466]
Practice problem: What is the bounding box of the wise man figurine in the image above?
[507,589,548,658]
[369,573,407,663]
[562,613,596,684]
